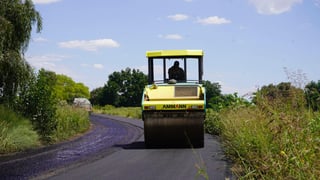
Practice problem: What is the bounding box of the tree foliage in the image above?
[0,0,42,52]
[55,74,90,103]
[0,0,42,104]
[203,81,251,111]
[209,93,251,111]
[89,87,104,105]
[16,69,57,142]
[202,80,222,108]
[305,80,320,111]
[91,68,148,107]
[0,52,34,104]
[253,82,306,112]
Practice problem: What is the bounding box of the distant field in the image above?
[93,105,142,119]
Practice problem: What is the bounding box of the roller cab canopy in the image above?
[146,50,204,84]
[146,49,203,58]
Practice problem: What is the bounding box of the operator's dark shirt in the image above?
[168,66,185,81]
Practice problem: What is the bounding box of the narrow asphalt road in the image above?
[0,114,234,180]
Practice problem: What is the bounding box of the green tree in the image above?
[17,69,57,142]
[0,53,34,104]
[103,81,120,106]
[0,0,42,104]
[305,80,320,111]
[253,82,306,112]
[74,82,90,99]
[202,80,222,108]
[90,87,104,105]
[208,93,251,111]
[55,74,90,103]
[101,68,148,107]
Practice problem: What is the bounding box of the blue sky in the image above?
[26,0,320,96]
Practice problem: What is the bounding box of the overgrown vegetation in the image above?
[207,82,320,179]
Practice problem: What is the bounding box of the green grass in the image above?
[0,105,40,154]
[93,105,141,119]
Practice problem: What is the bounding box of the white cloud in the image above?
[26,54,76,76]
[32,0,61,4]
[59,38,120,51]
[26,54,91,88]
[314,0,320,7]
[166,34,183,40]
[81,63,104,70]
[159,34,183,40]
[196,16,231,25]
[249,0,303,15]
[26,54,68,69]
[93,64,104,69]
[33,37,48,43]
[184,0,193,2]
[167,14,189,21]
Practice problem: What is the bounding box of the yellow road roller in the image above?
[142,50,206,148]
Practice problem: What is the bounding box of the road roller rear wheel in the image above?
[143,111,204,148]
